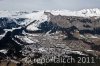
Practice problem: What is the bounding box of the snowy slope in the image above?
[25,11,48,31]
[0,8,100,18]
[46,8,100,17]
[0,8,100,31]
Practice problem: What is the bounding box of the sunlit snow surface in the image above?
[46,8,100,17]
[1,8,100,17]
[0,49,7,54]
[0,8,100,31]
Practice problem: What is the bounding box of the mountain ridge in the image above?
[0,8,100,17]
[0,8,100,66]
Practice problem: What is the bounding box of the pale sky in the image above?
[0,0,100,11]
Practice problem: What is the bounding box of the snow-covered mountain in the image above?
[0,8,100,17]
[0,8,100,31]
[0,9,100,65]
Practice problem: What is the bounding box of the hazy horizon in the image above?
[0,0,100,11]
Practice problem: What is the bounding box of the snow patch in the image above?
[0,49,7,54]
[23,37,34,44]
[87,50,93,52]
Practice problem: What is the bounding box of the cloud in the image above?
[0,0,100,11]
[0,0,4,1]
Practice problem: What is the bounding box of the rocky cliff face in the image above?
[0,9,100,66]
